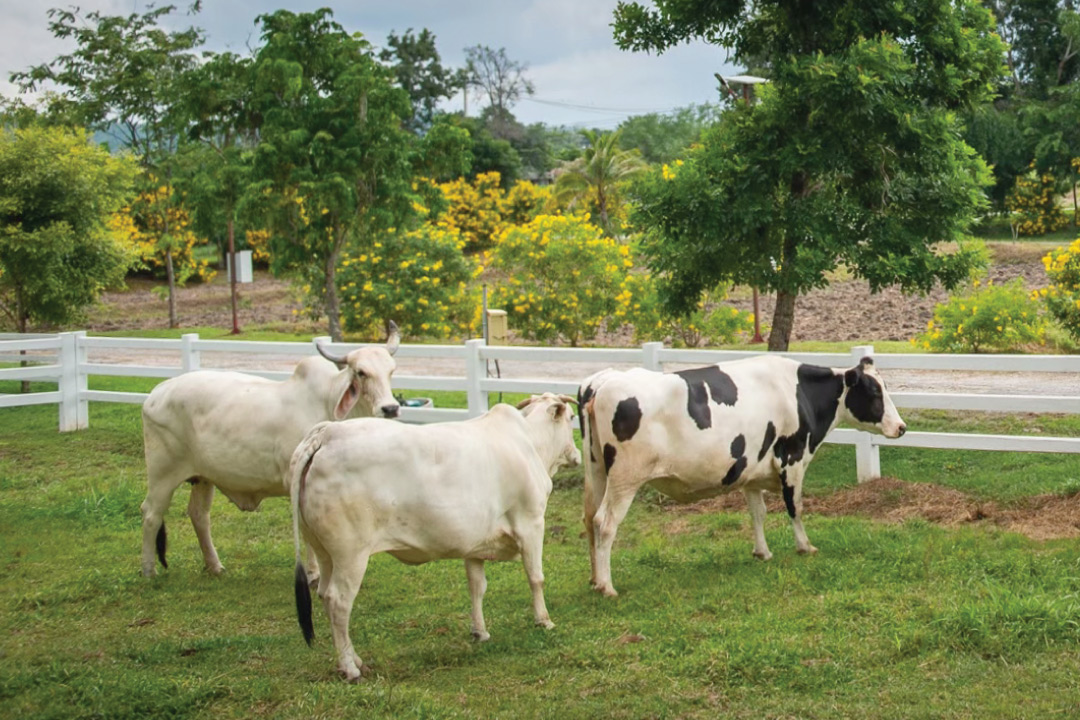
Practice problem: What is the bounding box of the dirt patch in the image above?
[667,477,1080,541]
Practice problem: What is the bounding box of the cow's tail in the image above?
[290,423,329,647]
[156,522,168,569]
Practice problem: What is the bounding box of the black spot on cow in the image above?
[603,443,617,473]
[612,397,643,442]
[844,358,885,425]
[773,364,844,468]
[722,434,747,485]
[578,383,595,437]
[758,421,776,462]
[779,470,796,518]
[675,366,738,430]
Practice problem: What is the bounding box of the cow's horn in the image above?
[315,340,348,367]
[515,397,535,410]
[386,320,401,356]
[556,394,579,406]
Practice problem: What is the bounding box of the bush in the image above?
[112,185,215,284]
[632,281,756,347]
[1040,238,1080,342]
[1005,167,1068,236]
[338,225,481,340]
[488,214,637,346]
[914,278,1046,352]
[436,172,552,252]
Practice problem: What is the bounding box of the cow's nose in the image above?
[897,424,907,437]
[382,404,400,419]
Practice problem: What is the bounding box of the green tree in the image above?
[11,4,206,328]
[380,28,465,134]
[464,45,534,140]
[0,126,137,332]
[617,103,722,164]
[249,8,415,342]
[172,50,257,333]
[616,0,1005,350]
[554,129,646,236]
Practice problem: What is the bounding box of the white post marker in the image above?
[642,341,664,372]
[58,331,88,432]
[181,333,201,373]
[465,338,487,418]
[851,344,880,482]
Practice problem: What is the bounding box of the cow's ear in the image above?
[844,368,859,388]
[549,401,568,420]
[333,372,360,420]
[860,356,874,368]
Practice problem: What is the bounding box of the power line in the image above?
[522,96,688,115]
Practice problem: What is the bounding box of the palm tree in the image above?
[554,129,646,235]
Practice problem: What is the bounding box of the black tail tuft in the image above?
[156,523,168,569]
[295,562,314,646]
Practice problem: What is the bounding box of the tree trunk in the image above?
[228,218,240,335]
[165,249,178,329]
[324,251,342,342]
[768,290,797,351]
[1073,180,1077,228]
[16,286,29,393]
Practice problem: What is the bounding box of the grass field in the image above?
[3,376,1080,719]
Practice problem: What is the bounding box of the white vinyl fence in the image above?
[2,331,1079,482]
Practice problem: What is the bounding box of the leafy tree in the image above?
[514,122,581,181]
[615,0,1006,350]
[11,4,206,328]
[457,115,522,185]
[464,45,534,139]
[0,127,137,332]
[379,28,465,134]
[617,103,722,164]
[554,129,646,236]
[436,172,550,252]
[172,50,258,333]
[989,1,1080,98]
[249,9,415,342]
[962,103,1033,213]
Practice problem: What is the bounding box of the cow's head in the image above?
[517,393,582,475]
[317,322,401,420]
[840,357,906,439]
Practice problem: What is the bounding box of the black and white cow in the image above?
[578,355,906,597]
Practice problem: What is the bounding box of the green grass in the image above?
[4,380,1080,718]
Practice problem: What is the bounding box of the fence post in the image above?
[181,333,200,373]
[642,341,664,371]
[851,344,880,482]
[58,331,87,432]
[465,338,487,418]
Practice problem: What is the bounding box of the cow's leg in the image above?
[465,558,490,641]
[140,469,185,577]
[591,481,639,597]
[582,456,607,589]
[324,552,369,682]
[516,520,555,629]
[187,480,225,575]
[782,466,817,555]
[744,488,773,561]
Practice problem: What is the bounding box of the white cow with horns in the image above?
[139,325,402,578]
[289,393,581,682]
[579,355,906,597]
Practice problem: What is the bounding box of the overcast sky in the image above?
[1,0,740,128]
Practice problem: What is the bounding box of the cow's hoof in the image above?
[752,550,773,561]
[207,565,225,576]
[471,630,491,642]
[141,568,156,578]
[797,545,819,556]
[595,585,618,598]
[537,619,555,630]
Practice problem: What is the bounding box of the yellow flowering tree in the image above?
[112,184,216,293]
[436,172,551,251]
[1041,239,1080,341]
[488,214,639,346]
[914,278,1045,352]
[338,225,481,339]
[1006,166,1068,236]
[631,280,756,347]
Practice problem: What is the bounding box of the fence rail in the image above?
[2,332,1079,481]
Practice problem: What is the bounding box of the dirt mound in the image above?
[668,477,1080,541]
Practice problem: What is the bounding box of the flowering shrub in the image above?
[338,225,480,339]
[1006,166,1068,236]
[1040,238,1080,341]
[436,172,551,251]
[913,278,1045,352]
[244,229,272,265]
[632,281,755,347]
[110,185,215,284]
[488,214,638,346]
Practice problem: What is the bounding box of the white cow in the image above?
[289,393,581,682]
[139,327,402,578]
[579,355,906,597]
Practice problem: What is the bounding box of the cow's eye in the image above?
[355,370,367,379]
